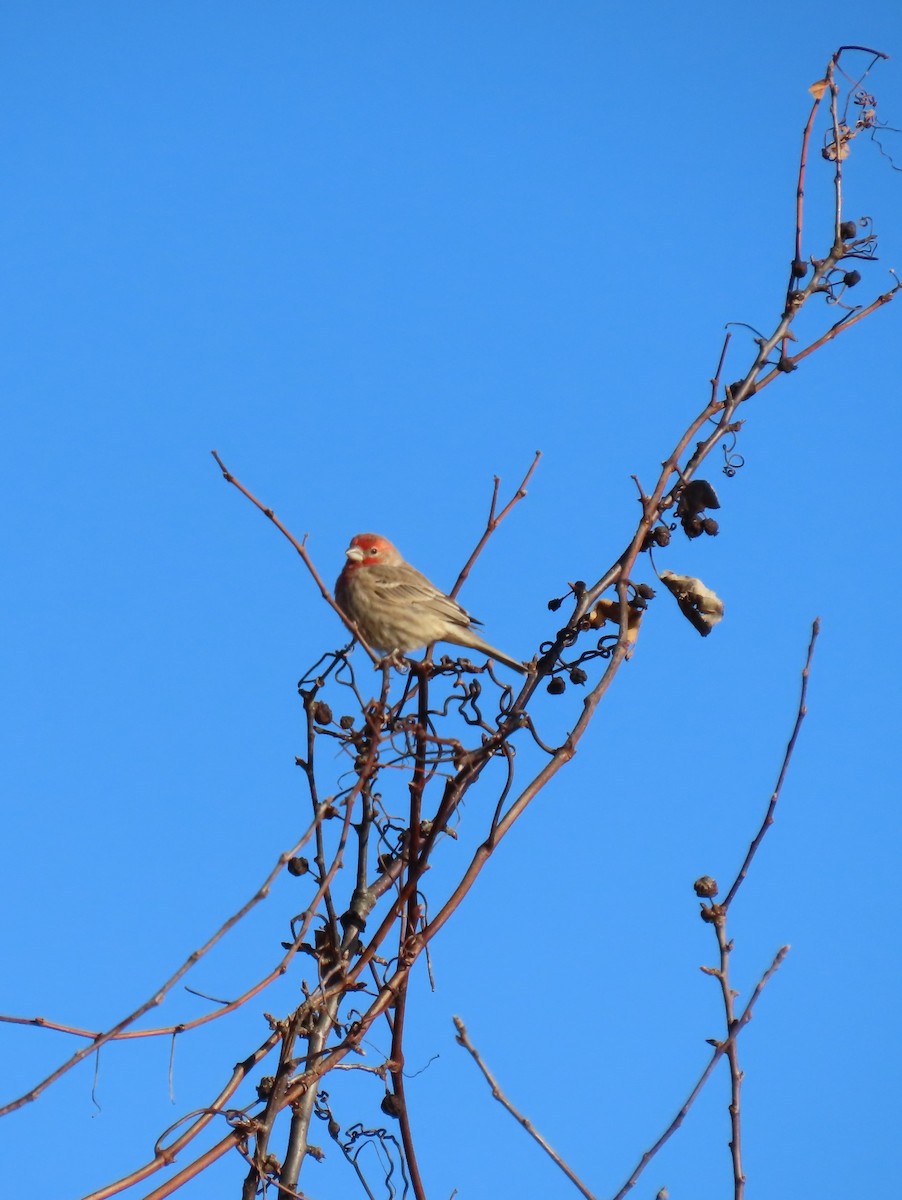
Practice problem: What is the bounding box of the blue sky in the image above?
[3,4,901,1198]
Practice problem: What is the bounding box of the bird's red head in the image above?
[342,533,403,570]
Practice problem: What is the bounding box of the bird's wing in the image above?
[366,565,481,630]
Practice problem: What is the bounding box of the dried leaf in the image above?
[823,124,853,161]
[588,597,643,657]
[809,77,828,100]
[822,139,850,162]
[677,478,720,517]
[659,570,724,637]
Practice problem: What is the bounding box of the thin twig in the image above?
[759,279,900,390]
[611,947,790,1200]
[80,1033,279,1200]
[723,618,820,909]
[0,817,325,1118]
[211,450,380,664]
[450,451,542,598]
[454,1017,598,1200]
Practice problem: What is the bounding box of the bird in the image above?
[334,533,526,673]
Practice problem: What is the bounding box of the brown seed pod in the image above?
[694,875,719,898]
[681,515,704,539]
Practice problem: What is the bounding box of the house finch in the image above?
[335,533,526,673]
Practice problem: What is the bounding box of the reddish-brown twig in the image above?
[80,1033,279,1200]
[761,279,901,391]
[454,1016,598,1200]
[450,451,542,598]
[724,618,820,909]
[0,818,325,1119]
[211,449,381,665]
[611,947,790,1200]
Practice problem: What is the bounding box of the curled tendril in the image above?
[538,633,620,681]
[298,649,349,690]
[721,431,745,478]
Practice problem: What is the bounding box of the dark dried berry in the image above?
[726,380,744,401]
[702,517,719,536]
[681,515,703,538]
[547,597,563,612]
[840,219,857,240]
[339,714,355,729]
[843,269,861,287]
[653,526,671,547]
[287,856,309,876]
[725,379,756,402]
[381,1092,402,1119]
[312,701,332,725]
[547,676,566,695]
[790,258,808,278]
[569,667,588,685]
[635,583,656,599]
[694,875,718,898]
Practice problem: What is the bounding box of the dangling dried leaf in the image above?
[809,77,828,100]
[588,597,644,657]
[678,479,720,514]
[823,140,850,161]
[659,570,724,637]
[823,125,852,161]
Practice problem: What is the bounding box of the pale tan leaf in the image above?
[660,570,724,637]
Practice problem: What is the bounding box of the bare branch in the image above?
[611,947,790,1200]
[724,618,820,909]
[0,816,326,1118]
[454,1017,598,1200]
[450,451,542,598]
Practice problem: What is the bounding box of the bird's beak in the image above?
[345,545,365,563]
